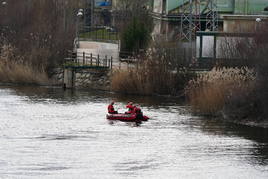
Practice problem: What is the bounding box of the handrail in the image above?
[64,52,113,69]
[79,26,119,44]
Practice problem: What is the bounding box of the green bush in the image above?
[120,17,151,53]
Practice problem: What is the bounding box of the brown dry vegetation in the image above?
[185,67,256,115]
[0,0,82,82]
[0,44,49,85]
[186,24,268,122]
[111,41,196,96]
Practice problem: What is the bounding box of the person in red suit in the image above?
[108,101,118,114]
[125,102,135,114]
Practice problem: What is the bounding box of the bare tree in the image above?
[0,0,82,73]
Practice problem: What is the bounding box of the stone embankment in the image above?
[51,68,111,90]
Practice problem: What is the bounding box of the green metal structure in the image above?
[234,0,268,15]
[155,0,268,15]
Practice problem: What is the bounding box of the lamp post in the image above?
[255,17,262,31]
[91,0,94,28]
[76,9,83,48]
[1,1,7,26]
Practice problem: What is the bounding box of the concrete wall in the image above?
[223,15,268,32]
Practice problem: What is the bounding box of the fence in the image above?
[64,51,113,69]
[79,26,119,44]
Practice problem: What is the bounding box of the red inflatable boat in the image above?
[106,113,149,122]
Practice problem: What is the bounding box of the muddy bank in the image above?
[218,111,268,129]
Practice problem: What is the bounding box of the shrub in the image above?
[120,17,152,53]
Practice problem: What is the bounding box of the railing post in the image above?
[90,53,93,66]
[110,56,113,69]
[83,52,85,65]
[97,54,100,67]
[103,55,108,67]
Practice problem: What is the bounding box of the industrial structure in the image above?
[151,0,268,63]
[151,0,268,39]
[77,0,268,67]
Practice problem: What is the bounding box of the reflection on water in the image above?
[0,86,268,179]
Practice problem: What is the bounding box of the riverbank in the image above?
[221,112,268,129]
[185,67,268,129]
[230,119,268,129]
[4,45,263,129]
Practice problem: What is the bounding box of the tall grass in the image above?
[0,44,49,85]
[111,39,196,96]
[185,67,256,115]
[111,61,195,96]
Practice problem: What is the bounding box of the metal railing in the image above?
[64,51,113,69]
[79,26,119,44]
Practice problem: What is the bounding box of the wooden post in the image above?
[110,56,113,69]
[83,52,85,65]
[97,54,100,67]
[105,55,108,67]
[90,53,93,66]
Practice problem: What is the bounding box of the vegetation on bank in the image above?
[0,45,49,85]
[0,0,81,84]
[111,40,196,96]
[185,26,268,123]
[185,67,256,115]
[113,0,152,54]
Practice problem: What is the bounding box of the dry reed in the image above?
[0,44,49,85]
[111,59,194,95]
[185,67,256,115]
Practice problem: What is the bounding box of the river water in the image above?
[0,86,268,179]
